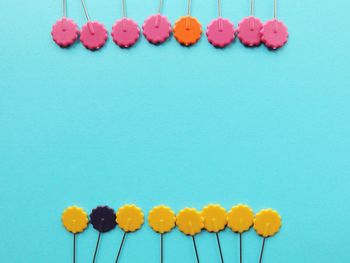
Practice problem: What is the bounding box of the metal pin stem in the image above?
[115,232,127,263]
[258,237,266,263]
[192,236,200,263]
[73,234,76,263]
[92,232,102,263]
[215,233,224,263]
[274,0,277,18]
[63,0,67,17]
[239,233,242,263]
[160,234,164,263]
[80,0,91,21]
[251,0,254,16]
[122,0,127,17]
[158,0,163,14]
[187,0,191,16]
[218,0,221,17]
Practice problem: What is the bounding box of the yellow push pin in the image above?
[227,204,254,263]
[148,205,176,263]
[253,209,282,263]
[201,204,227,263]
[62,206,89,263]
[115,204,144,263]
[176,208,204,263]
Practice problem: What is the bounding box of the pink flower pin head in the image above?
[79,0,108,50]
[261,19,288,49]
[261,0,288,49]
[206,0,235,48]
[51,0,79,48]
[142,0,172,45]
[237,0,263,47]
[111,0,140,48]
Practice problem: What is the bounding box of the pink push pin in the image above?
[111,0,140,48]
[79,0,108,51]
[142,0,172,45]
[261,0,288,49]
[206,0,235,48]
[51,0,79,48]
[237,0,263,47]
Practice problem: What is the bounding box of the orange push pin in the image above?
[227,204,254,263]
[201,204,227,263]
[176,208,204,263]
[173,0,202,46]
[62,206,89,263]
[148,205,176,263]
[254,209,282,263]
[115,204,144,263]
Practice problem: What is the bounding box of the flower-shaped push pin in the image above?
[79,0,108,50]
[62,206,89,263]
[115,204,144,262]
[201,204,227,263]
[176,208,204,263]
[51,0,79,47]
[90,206,117,263]
[111,0,140,48]
[206,0,235,48]
[261,0,288,49]
[142,0,172,45]
[148,205,176,263]
[173,0,202,46]
[227,204,254,263]
[254,209,282,263]
[237,0,263,47]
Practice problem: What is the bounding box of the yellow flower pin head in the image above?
[116,204,144,232]
[62,206,89,234]
[254,209,282,238]
[227,204,254,233]
[148,205,176,234]
[201,204,227,232]
[176,208,204,236]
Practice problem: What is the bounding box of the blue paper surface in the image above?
[0,0,350,261]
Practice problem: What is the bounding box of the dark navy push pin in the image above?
[90,206,117,263]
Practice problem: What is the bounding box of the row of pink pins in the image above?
[51,0,288,51]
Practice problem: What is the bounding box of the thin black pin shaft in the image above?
[215,233,224,263]
[160,234,164,263]
[239,233,243,263]
[258,238,266,263]
[92,232,102,263]
[192,236,200,263]
[73,234,76,263]
[115,232,127,263]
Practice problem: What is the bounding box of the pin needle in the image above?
[215,232,224,263]
[115,232,127,263]
[192,236,200,263]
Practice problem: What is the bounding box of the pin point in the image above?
[201,204,227,263]
[227,204,254,263]
[176,208,204,263]
[173,0,202,46]
[261,0,288,49]
[148,205,176,263]
[115,204,144,262]
[237,0,263,47]
[62,206,89,263]
[51,0,79,47]
[142,0,172,45]
[111,0,140,48]
[253,209,282,263]
[206,0,235,48]
[79,0,108,50]
[90,206,117,263]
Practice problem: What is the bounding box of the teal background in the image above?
[0,0,349,261]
